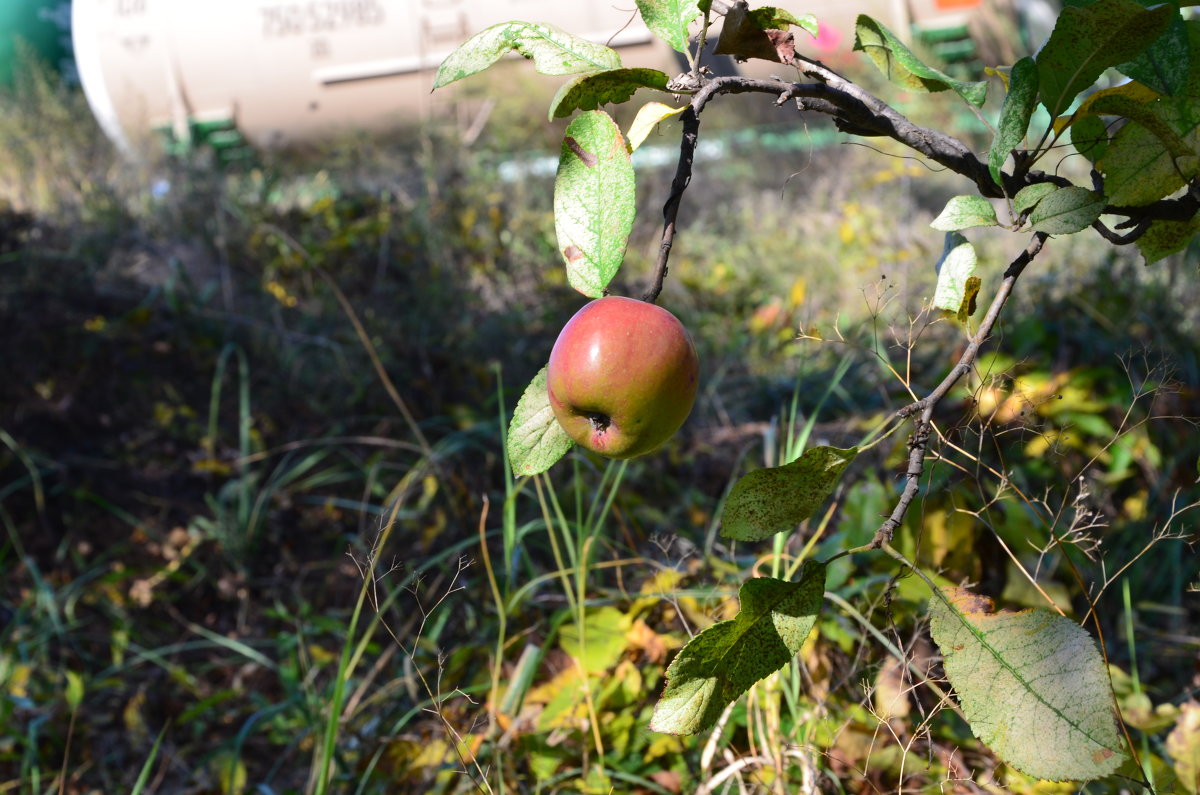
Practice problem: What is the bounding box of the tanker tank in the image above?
[66,0,983,158]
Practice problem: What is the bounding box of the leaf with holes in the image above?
[434,21,621,89]
[931,195,999,232]
[929,587,1127,781]
[507,366,573,477]
[1034,0,1173,118]
[554,111,636,297]
[854,15,987,108]
[990,57,1039,187]
[721,446,857,542]
[550,68,670,121]
[636,0,703,53]
[1029,186,1106,235]
[650,563,825,734]
[932,232,977,314]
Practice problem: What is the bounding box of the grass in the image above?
[1,59,1198,793]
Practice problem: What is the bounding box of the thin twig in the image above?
[642,106,700,303]
[872,232,1049,548]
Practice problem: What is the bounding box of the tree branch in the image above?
[696,74,1200,225]
[642,106,699,303]
[641,67,1194,298]
[642,79,730,303]
[871,232,1049,548]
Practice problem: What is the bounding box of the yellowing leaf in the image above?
[873,657,911,721]
[627,101,686,152]
[788,277,807,308]
[626,618,681,664]
[933,232,977,314]
[559,606,631,674]
[5,662,31,699]
[1168,701,1200,794]
[1052,80,1161,136]
[526,665,584,705]
[929,587,1127,781]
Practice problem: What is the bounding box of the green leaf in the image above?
[1013,183,1059,215]
[1070,115,1111,163]
[65,670,84,711]
[130,726,168,795]
[930,195,999,232]
[1098,99,1200,206]
[990,57,1040,187]
[853,15,987,108]
[649,563,826,734]
[434,21,621,89]
[1137,215,1200,265]
[932,232,978,313]
[1029,186,1106,234]
[550,68,670,121]
[748,7,819,37]
[929,587,1127,781]
[1088,94,1195,158]
[560,607,632,674]
[1035,0,1174,118]
[636,0,703,53]
[627,101,687,151]
[554,111,637,297]
[507,366,573,477]
[1117,10,1192,98]
[721,446,858,542]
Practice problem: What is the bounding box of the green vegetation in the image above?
[2,6,1199,791]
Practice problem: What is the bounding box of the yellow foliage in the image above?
[643,732,685,763]
[4,661,31,699]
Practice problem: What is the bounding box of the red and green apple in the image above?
[547,295,699,459]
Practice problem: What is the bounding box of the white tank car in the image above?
[71,0,982,155]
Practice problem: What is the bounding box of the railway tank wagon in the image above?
[0,0,987,155]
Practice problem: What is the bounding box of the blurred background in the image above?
[1,1,1197,792]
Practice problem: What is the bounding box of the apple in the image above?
[547,295,699,459]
